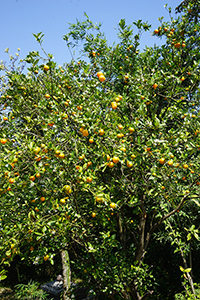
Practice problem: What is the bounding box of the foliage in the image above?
[0,2,200,300]
[14,280,49,300]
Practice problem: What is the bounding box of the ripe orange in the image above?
[86,177,93,183]
[59,153,65,159]
[97,71,103,77]
[87,161,92,167]
[40,197,45,202]
[153,83,158,89]
[1,138,7,144]
[174,42,181,48]
[118,124,123,130]
[159,158,165,164]
[3,117,8,121]
[168,160,173,166]
[43,65,49,72]
[111,102,118,109]
[91,212,96,218]
[99,129,105,136]
[43,254,49,261]
[106,154,110,161]
[117,133,124,138]
[98,75,106,82]
[60,198,66,204]
[77,105,82,111]
[154,29,159,34]
[79,155,85,160]
[45,94,50,99]
[36,173,41,178]
[126,161,133,168]
[129,127,135,134]
[112,156,119,163]
[64,185,72,194]
[33,147,40,154]
[108,161,114,168]
[110,202,116,209]
[180,77,185,82]
[9,178,15,184]
[89,138,94,143]
[82,129,89,137]
[183,164,188,169]
[164,27,168,32]
[30,176,35,181]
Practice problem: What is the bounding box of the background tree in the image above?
[0,2,200,300]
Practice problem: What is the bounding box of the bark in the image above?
[135,213,146,264]
[117,213,126,254]
[61,249,71,300]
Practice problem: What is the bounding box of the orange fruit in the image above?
[108,161,114,168]
[3,117,8,121]
[64,185,72,194]
[98,75,106,82]
[174,42,181,48]
[180,77,185,82]
[153,83,158,89]
[9,178,15,184]
[40,197,45,202]
[112,156,119,163]
[86,177,93,183]
[183,164,188,169]
[129,127,135,134]
[30,176,35,181]
[60,198,66,204]
[59,153,65,159]
[154,29,159,34]
[99,129,105,136]
[117,133,124,138]
[106,154,110,161]
[43,254,49,261]
[118,124,123,130]
[126,161,133,168]
[110,202,116,209]
[168,160,173,166]
[87,161,92,167]
[43,65,49,72]
[33,147,40,154]
[91,212,96,218]
[89,138,94,143]
[159,158,165,164]
[45,94,50,99]
[82,129,89,137]
[77,105,82,111]
[36,173,41,178]
[1,138,7,144]
[111,102,117,109]
[97,71,103,77]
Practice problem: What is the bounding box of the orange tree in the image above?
[0,2,200,300]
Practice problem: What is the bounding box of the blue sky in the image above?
[0,0,181,66]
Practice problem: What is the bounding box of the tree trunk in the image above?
[61,249,71,300]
